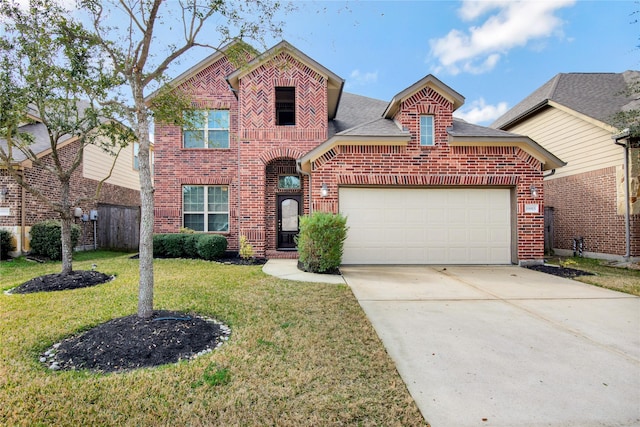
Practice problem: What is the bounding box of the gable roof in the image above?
[449,118,565,170]
[145,40,249,103]
[226,40,345,119]
[491,71,640,130]
[383,74,465,118]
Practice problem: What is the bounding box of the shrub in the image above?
[153,234,167,257]
[196,234,228,260]
[296,212,348,273]
[239,235,254,261]
[0,229,15,260]
[163,234,187,258]
[183,234,200,258]
[30,220,80,261]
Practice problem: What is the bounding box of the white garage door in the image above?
[339,187,512,265]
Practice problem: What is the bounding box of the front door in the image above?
[277,194,301,250]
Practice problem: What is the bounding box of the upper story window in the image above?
[275,87,295,126]
[183,109,229,149]
[133,142,139,170]
[420,115,434,146]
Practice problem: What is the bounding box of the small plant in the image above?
[0,229,15,260]
[238,235,254,261]
[29,220,80,261]
[560,258,578,269]
[192,364,231,388]
[296,211,348,273]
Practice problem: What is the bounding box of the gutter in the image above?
[296,159,312,214]
[613,128,631,260]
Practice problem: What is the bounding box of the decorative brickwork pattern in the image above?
[153,47,547,262]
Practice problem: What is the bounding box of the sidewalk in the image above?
[262,259,346,284]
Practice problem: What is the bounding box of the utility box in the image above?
[90,210,98,221]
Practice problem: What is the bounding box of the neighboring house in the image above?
[492,72,640,261]
[0,110,141,255]
[151,41,563,265]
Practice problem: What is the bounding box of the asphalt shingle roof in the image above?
[491,71,640,129]
[329,92,390,136]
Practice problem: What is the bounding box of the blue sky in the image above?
[245,0,638,125]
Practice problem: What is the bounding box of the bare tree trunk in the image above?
[60,182,73,275]
[60,214,73,275]
[136,99,155,319]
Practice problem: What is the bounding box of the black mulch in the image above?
[9,270,113,294]
[525,264,595,278]
[42,310,230,373]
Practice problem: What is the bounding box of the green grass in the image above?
[547,256,640,296]
[0,251,426,426]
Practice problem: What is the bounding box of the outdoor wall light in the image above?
[530,184,538,198]
[320,183,329,198]
[0,187,7,202]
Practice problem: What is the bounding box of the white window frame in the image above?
[420,115,435,146]
[182,109,230,149]
[182,185,229,232]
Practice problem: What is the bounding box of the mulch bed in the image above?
[41,310,230,373]
[8,270,113,294]
[525,264,595,279]
[6,260,232,373]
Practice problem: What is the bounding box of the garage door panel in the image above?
[340,188,511,265]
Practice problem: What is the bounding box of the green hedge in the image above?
[0,229,15,260]
[153,233,227,260]
[30,220,80,261]
[195,234,228,260]
[296,212,348,273]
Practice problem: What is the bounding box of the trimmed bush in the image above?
[183,234,200,258]
[153,234,167,257]
[296,212,348,273]
[163,233,187,258]
[0,229,15,260]
[30,220,80,261]
[196,234,228,260]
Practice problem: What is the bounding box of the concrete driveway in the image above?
[341,265,640,427]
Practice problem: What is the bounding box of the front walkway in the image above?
[262,259,346,284]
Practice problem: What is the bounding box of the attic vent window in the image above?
[275,87,295,126]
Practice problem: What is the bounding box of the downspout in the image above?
[19,170,26,254]
[296,159,312,214]
[543,169,556,178]
[613,129,631,261]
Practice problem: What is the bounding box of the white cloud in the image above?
[454,98,509,124]
[348,69,378,86]
[429,0,575,75]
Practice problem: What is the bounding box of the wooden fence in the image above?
[97,204,140,251]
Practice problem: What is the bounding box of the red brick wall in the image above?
[0,139,140,248]
[153,52,327,255]
[545,167,639,257]
[152,52,545,262]
[310,87,545,263]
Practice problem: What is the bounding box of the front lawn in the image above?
[0,251,425,426]
[546,256,640,296]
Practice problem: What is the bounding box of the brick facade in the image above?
[0,139,140,252]
[153,42,547,263]
[545,167,640,257]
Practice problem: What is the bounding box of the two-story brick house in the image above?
[152,41,564,265]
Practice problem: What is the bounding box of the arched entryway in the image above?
[265,158,305,254]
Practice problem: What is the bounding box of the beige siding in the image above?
[83,139,140,190]
[510,107,623,180]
